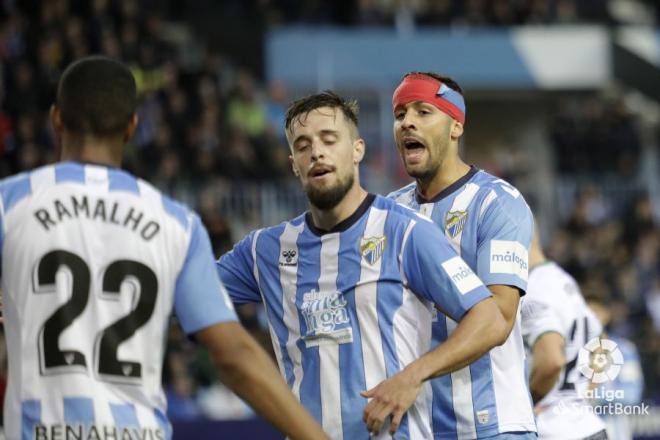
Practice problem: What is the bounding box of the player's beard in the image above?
[305,171,355,210]
[404,140,446,185]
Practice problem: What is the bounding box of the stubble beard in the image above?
[305,172,355,210]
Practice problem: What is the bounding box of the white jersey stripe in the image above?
[29,166,55,191]
[479,189,498,220]
[318,234,342,439]
[447,318,477,439]
[279,223,305,398]
[83,164,109,190]
[355,208,387,393]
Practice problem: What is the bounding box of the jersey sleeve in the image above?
[402,218,491,322]
[174,214,238,335]
[216,231,262,304]
[520,298,564,348]
[476,187,533,293]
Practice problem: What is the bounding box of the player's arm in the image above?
[362,220,507,435]
[529,332,566,404]
[488,284,521,337]
[196,323,328,440]
[477,189,534,338]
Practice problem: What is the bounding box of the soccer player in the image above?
[0,56,327,440]
[521,227,607,439]
[217,91,511,440]
[388,72,536,439]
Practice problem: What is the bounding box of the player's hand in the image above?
[360,368,422,436]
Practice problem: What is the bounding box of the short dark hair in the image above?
[57,56,137,137]
[285,90,359,133]
[403,71,464,95]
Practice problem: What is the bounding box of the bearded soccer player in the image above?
[0,56,327,440]
[216,91,512,439]
[389,72,536,439]
[521,227,607,439]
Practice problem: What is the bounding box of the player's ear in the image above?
[124,113,139,143]
[450,121,463,140]
[289,155,300,177]
[50,105,63,135]
[353,138,365,165]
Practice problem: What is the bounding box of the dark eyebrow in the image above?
[319,129,339,136]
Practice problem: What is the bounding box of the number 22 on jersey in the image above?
[34,250,158,384]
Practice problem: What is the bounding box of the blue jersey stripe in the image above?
[296,230,323,425]
[161,195,189,230]
[337,222,369,440]
[153,409,173,440]
[22,399,41,440]
[108,168,140,194]
[64,397,95,426]
[55,162,86,184]
[469,355,499,435]
[255,226,297,387]
[110,403,140,429]
[0,173,31,214]
[431,318,459,438]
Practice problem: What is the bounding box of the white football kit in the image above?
[521,261,606,440]
[0,162,237,440]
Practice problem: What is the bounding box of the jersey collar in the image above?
[415,165,479,204]
[305,193,376,236]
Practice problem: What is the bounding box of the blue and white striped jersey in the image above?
[217,194,492,440]
[0,161,237,440]
[389,167,536,439]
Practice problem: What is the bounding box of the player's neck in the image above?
[60,133,123,168]
[416,154,470,201]
[309,184,369,232]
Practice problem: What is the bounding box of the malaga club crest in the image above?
[445,210,468,238]
[360,236,387,265]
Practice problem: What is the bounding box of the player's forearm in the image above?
[198,324,328,440]
[529,366,561,404]
[406,298,506,383]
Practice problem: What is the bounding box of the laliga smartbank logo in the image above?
[551,337,650,417]
[578,337,624,383]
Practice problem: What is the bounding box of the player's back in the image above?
[0,161,193,440]
[522,261,605,439]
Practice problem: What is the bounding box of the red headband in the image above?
[392,74,466,125]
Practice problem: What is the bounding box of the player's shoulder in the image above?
[373,194,433,225]
[246,212,307,248]
[0,167,34,214]
[472,170,531,221]
[528,261,577,302]
[386,181,417,205]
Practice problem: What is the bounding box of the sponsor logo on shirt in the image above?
[360,236,387,265]
[477,409,490,424]
[441,256,483,295]
[489,240,529,281]
[279,249,298,266]
[445,210,468,238]
[301,290,353,347]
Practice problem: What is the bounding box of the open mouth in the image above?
[403,138,426,151]
[309,164,334,178]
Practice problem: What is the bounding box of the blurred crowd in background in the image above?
[0,0,658,424]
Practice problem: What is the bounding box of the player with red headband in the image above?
[369,72,537,439]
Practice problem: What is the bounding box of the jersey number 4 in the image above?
[34,250,157,384]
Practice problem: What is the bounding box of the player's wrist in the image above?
[404,358,431,385]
